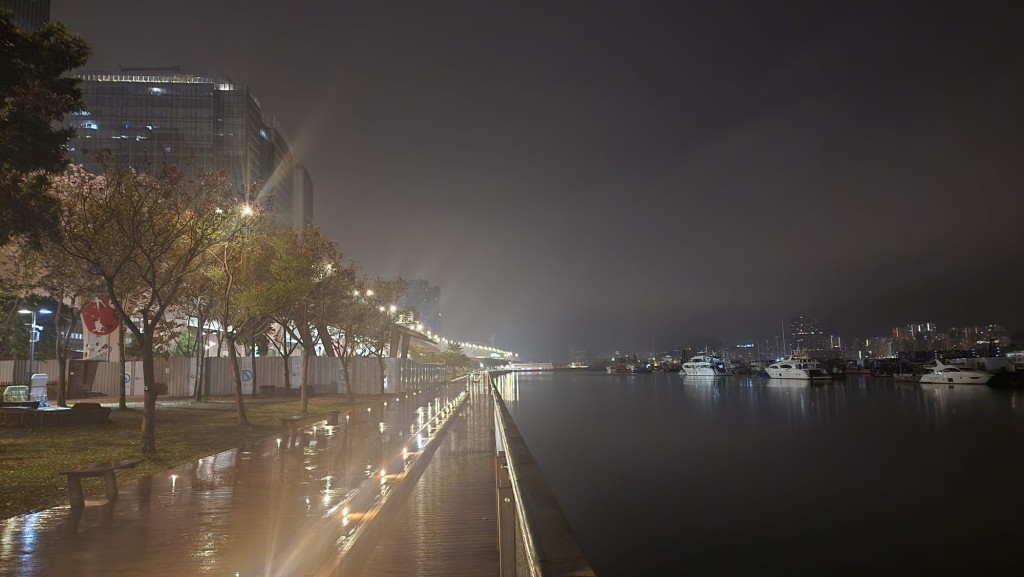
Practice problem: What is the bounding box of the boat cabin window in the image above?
[779,364,792,369]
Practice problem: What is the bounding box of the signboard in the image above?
[81,294,119,336]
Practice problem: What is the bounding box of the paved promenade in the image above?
[355,382,498,576]
[0,380,499,576]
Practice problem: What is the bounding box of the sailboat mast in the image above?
[780,317,787,357]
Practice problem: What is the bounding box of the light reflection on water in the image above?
[499,371,1023,576]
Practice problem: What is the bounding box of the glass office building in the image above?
[66,71,312,228]
[402,280,442,335]
[1,0,50,31]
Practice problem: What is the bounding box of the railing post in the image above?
[496,451,517,576]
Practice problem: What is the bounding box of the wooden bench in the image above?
[325,409,341,426]
[60,458,143,510]
[279,414,311,427]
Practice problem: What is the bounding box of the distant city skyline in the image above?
[582,317,1015,363]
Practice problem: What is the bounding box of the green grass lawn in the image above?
[0,395,387,519]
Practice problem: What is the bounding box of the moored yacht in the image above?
[682,352,733,376]
[765,355,831,380]
[507,361,555,371]
[919,359,993,385]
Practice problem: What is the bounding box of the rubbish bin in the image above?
[30,374,48,406]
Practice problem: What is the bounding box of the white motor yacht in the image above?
[682,352,733,376]
[919,359,993,385]
[765,355,831,380]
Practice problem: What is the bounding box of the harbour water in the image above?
[497,371,1023,576]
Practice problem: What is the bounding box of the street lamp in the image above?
[18,307,52,384]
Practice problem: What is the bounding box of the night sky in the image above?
[52,1,1024,361]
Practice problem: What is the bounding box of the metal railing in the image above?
[491,379,596,577]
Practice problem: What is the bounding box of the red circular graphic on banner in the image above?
[81,294,120,336]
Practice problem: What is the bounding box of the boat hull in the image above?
[765,369,832,380]
[919,373,992,385]
[682,366,728,376]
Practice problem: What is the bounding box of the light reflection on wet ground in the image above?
[357,382,499,576]
[0,383,465,577]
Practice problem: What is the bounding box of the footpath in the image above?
[0,380,499,577]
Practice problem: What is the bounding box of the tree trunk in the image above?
[300,346,310,415]
[282,353,292,390]
[341,355,353,403]
[193,308,204,401]
[377,354,386,394]
[298,323,315,414]
[317,322,336,357]
[250,326,259,398]
[118,323,127,409]
[54,301,74,407]
[56,352,67,406]
[141,332,158,454]
[227,335,249,426]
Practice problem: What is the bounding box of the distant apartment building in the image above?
[889,322,1008,358]
[860,337,894,358]
[892,322,942,353]
[789,316,824,355]
[1,0,49,30]
[401,280,441,336]
[65,70,313,228]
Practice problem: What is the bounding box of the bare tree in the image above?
[266,322,301,390]
[358,276,408,394]
[332,274,371,403]
[271,227,354,414]
[21,239,96,406]
[205,211,269,425]
[205,217,300,424]
[174,275,216,401]
[49,164,235,453]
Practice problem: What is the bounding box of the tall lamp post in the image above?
[18,307,52,384]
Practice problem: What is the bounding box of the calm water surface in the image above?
[498,371,1023,576]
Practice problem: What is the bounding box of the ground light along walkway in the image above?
[0,381,470,577]
[349,379,499,576]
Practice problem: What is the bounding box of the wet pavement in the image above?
[355,381,499,576]
[0,381,490,577]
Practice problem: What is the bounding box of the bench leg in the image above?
[102,470,119,502]
[66,477,85,510]
[284,427,302,448]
